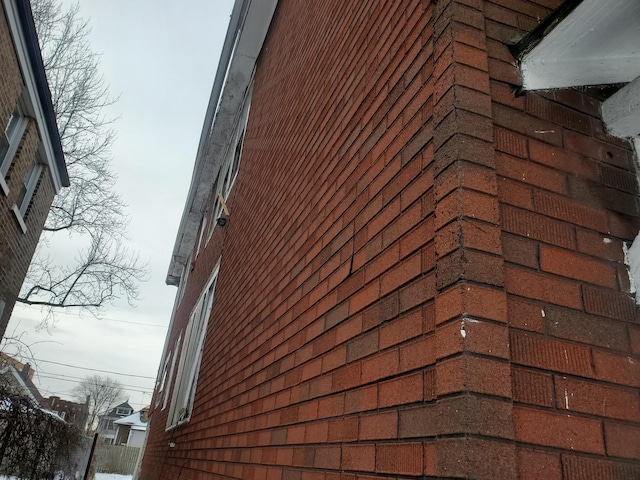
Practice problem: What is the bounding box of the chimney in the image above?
[21,364,31,380]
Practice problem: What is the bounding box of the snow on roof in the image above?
[113,411,147,429]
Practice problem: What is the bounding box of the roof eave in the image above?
[166,0,279,286]
[5,0,69,189]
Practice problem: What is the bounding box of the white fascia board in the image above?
[520,0,640,91]
[602,75,640,138]
[522,57,640,91]
[2,0,64,192]
[166,0,278,285]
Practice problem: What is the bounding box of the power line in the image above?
[32,358,156,380]
[38,370,154,390]
[36,374,152,395]
[42,389,151,408]
[17,305,168,328]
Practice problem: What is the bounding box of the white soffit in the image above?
[602,76,640,138]
[520,0,640,90]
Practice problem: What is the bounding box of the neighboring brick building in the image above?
[0,0,69,339]
[41,395,89,432]
[141,1,640,479]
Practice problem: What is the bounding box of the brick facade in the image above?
[142,1,640,479]
[0,1,66,339]
[40,395,89,431]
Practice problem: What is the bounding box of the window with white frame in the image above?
[167,261,220,428]
[11,154,43,233]
[154,351,171,408]
[0,104,28,196]
[176,254,192,304]
[163,333,181,411]
[206,82,253,243]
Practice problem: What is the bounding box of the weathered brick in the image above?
[510,332,593,376]
[501,204,575,249]
[378,371,423,407]
[376,443,423,476]
[563,454,640,480]
[505,266,582,310]
[604,422,640,459]
[555,376,640,421]
[437,354,511,397]
[539,245,618,288]
[358,411,397,440]
[436,282,507,324]
[516,448,561,480]
[512,367,554,407]
[342,444,375,472]
[544,305,630,351]
[513,406,604,454]
[593,350,640,388]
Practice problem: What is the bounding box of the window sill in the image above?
[11,204,27,233]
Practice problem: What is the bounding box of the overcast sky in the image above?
[3,0,235,411]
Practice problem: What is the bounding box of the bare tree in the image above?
[17,0,147,324]
[71,374,125,433]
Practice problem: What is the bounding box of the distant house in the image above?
[114,407,148,448]
[97,401,134,444]
[0,352,32,376]
[0,363,42,405]
[0,0,70,340]
[40,395,89,432]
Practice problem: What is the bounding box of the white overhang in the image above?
[166,0,278,286]
[517,0,640,91]
[515,0,640,140]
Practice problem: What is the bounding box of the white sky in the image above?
[3,0,235,411]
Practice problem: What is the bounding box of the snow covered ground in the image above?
[0,475,132,480]
[95,475,133,480]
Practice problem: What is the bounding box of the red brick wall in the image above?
[487,6,640,480]
[0,6,57,339]
[142,0,640,479]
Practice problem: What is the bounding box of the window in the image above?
[167,262,220,428]
[163,334,181,411]
[116,407,132,415]
[0,105,28,196]
[206,82,253,243]
[176,254,192,304]
[155,351,172,408]
[11,156,43,233]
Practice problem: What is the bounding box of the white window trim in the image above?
[166,260,220,429]
[155,351,171,408]
[206,84,253,244]
[0,106,28,196]
[11,159,43,234]
[163,334,181,411]
[177,254,192,304]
